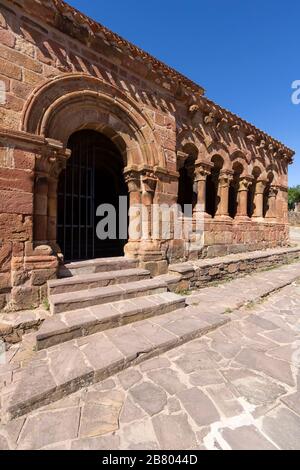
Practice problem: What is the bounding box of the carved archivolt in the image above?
[21,73,165,169]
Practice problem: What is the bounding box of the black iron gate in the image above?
[57,131,97,262]
[57,130,128,262]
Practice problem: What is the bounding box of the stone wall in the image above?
[168,247,300,291]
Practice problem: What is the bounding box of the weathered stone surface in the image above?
[220,425,276,450]
[263,408,300,450]
[120,397,145,424]
[234,348,294,386]
[71,434,120,450]
[178,387,219,426]
[118,369,142,390]
[0,434,10,450]
[152,413,197,450]
[130,382,167,416]
[147,368,186,395]
[79,391,123,438]
[17,407,80,450]
[224,369,287,406]
[281,392,300,416]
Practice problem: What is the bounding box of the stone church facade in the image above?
[0,0,294,311]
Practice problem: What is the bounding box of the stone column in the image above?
[194,162,213,218]
[252,180,266,220]
[216,170,234,218]
[34,148,70,249]
[266,186,278,220]
[47,177,58,246]
[124,170,142,244]
[141,173,157,240]
[236,177,252,219]
[34,175,49,244]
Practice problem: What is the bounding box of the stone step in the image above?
[48,268,151,295]
[36,292,186,350]
[58,257,138,278]
[49,278,168,314]
[7,306,229,419]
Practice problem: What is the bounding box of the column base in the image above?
[214,214,232,222]
[235,215,251,222]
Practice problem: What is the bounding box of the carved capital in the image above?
[35,148,70,179]
[269,186,279,198]
[218,170,234,187]
[141,171,157,194]
[194,162,213,181]
[124,170,141,193]
[238,177,253,192]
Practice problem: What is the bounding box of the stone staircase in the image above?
[5,256,228,420]
[6,251,300,421]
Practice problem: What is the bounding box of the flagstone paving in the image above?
[0,278,300,450]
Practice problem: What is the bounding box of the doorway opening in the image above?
[57,130,128,261]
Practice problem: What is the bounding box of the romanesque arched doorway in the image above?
[57,130,128,261]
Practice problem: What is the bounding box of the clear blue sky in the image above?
[68,0,299,187]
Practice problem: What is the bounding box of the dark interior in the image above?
[57,130,128,261]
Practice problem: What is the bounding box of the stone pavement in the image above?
[0,277,300,450]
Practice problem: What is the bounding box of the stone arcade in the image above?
[0,0,294,311]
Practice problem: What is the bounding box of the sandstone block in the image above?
[0,59,21,80]
[11,286,40,310]
[31,268,57,286]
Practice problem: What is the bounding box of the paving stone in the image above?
[0,434,10,450]
[118,369,142,390]
[178,387,219,426]
[10,361,57,418]
[167,397,182,413]
[206,384,244,418]
[120,397,145,424]
[80,333,124,377]
[234,348,294,386]
[147,368,186,396]
[210,339,241,359]
[220,425,277,450]
[189,369,225,386]
[281,392,300,416]
[122,419,158,449]
[71,434,120,450]
[262,329,299,344]
[79,400,122,438]
[17,407,80,450]
[130,381,167,416]
[132,321,177,348]
[263,407,300,450]
[1,416,25,447]
[139,357,171,372]
[48,343,92,387]
[175,351,217,374]
[105,327,153,358]
[245,314,279,332]
[152,413,197,450]
[223,369,287,406]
